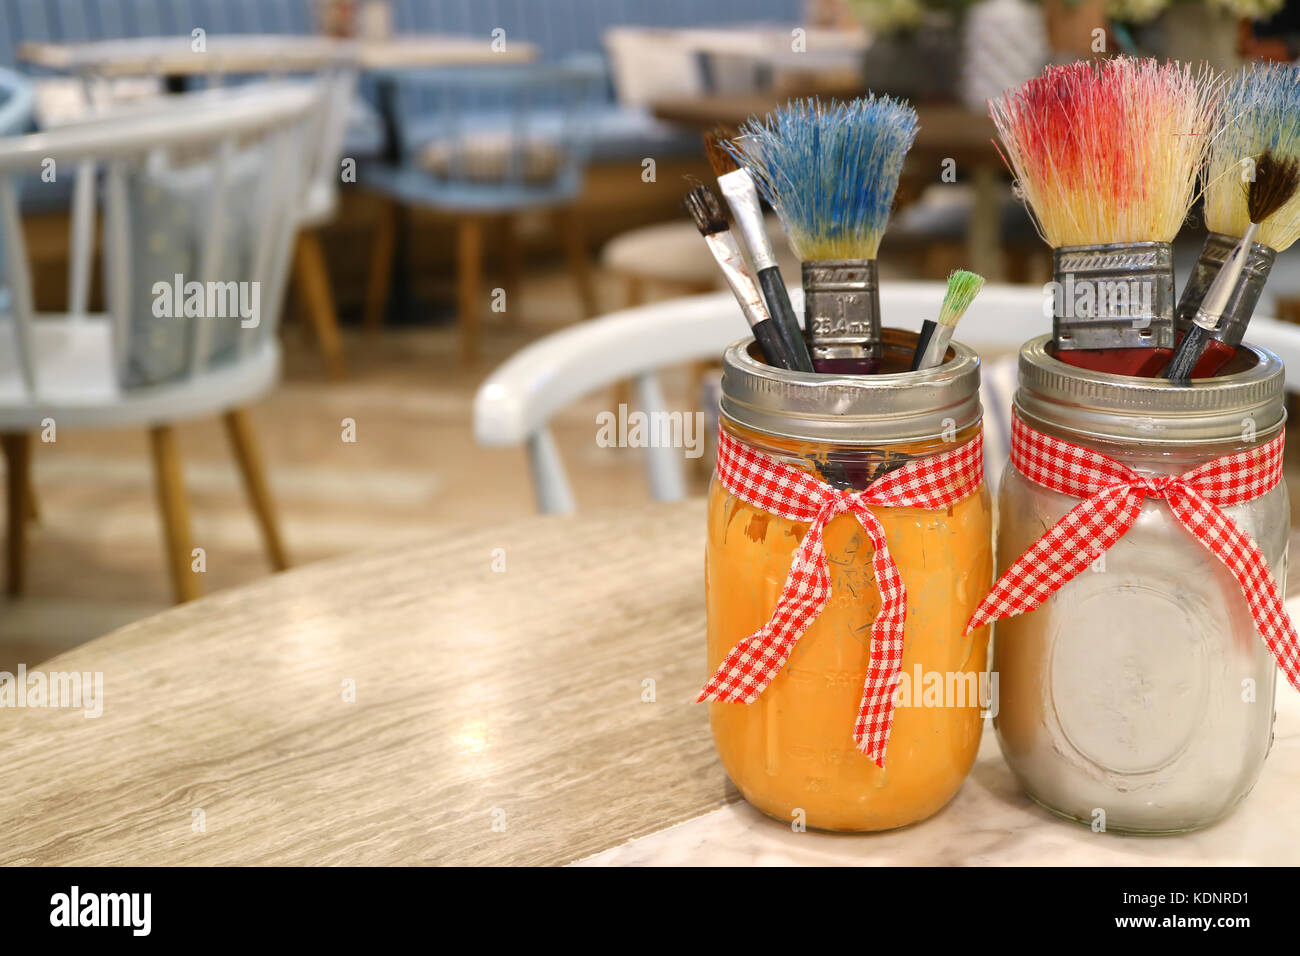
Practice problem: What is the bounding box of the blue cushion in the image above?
[404,102,697,165]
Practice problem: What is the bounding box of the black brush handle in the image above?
[911,320,937,371]
[1166,325,1212,383]
[757,266,814,372]
[751,318,799,371]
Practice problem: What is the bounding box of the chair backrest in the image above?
[473,282,1049,513]
[0,66,33,134]
[0,81,318,401]
[388,57,606,193]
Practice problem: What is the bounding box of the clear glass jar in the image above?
[705,331,993,832]
[994,336,1288,833]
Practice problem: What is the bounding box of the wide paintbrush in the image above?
[1173,63,1300,378]
[1167,150,1300,382]
[729,96,918,374]
[990,57,1218,377]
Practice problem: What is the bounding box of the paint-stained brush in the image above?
[1174,63,1300,377]
[990,56,1218,377]
[684,184,801,371]
[914,270,985,371]
[731,95,918,374]
[704,129,813,372]
[1167,149,1300,382]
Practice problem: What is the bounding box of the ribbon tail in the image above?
[697,516,833,704]
[964,485,1141,635]
[1169,490,1300,694]
[852,512,906,768]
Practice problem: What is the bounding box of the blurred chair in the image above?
[362,59,605,361]
[474,283,1048,513]
[289,64,358,381]
[0,83,319,602]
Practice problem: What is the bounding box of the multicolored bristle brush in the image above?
[730,95,918,374]
[704,129,813,373]
[1173,63,1300,378]
[913,270,985,371]
[1167,149,1300,382]
[990,56,1218,377]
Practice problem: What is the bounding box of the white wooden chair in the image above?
[0,82,320,602]
[473,282,1049,513]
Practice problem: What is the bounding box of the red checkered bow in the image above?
[966,414,1300,695]
[699,427,985,767]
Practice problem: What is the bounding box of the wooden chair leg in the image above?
[457,215,484,363]
[148,426,200,604]
[292,231,347,381]
[554,206,597,319]
[364,198,398,336]
[223,409,289,572]
[24,451,37,522]
[500,214,523,326]
[2,433,31,596]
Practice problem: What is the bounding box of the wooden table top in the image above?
[19,33,536,77]
[0,500,726,866]
[5,500,1298,865]
[652,96,1002,167]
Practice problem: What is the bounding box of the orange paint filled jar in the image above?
[705,332,993,832]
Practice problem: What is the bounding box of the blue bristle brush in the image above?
[729,96,918,374]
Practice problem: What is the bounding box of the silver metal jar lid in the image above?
[720,328,982,443]
[1015,334,1285,444]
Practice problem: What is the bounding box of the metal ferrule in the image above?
[717,168,778,272]
[1051,242,1175,351]
[720,329,981,444]
[1175,232,1276,347]
[801,259,881,363]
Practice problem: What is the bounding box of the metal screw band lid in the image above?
[720,328,982,444]
[1015,334,1285,443]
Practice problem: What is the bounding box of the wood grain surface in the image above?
[0,500,734,866]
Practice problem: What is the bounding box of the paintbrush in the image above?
[684,184,802,371]
[1167,149,1300,382]
[990,57,1218,377]
[1173,63,1300,378]
[913,270,985,371]
[703,128,813,373]
[730,96,918,374]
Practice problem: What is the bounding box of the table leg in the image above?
[968,164,1007,283]
[2,432,30,596]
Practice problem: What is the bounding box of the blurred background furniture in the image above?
[362,59,605,361]
[0,82,318,602]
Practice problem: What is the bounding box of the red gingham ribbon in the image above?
[699,427,984,767]
[966,413,1300,695]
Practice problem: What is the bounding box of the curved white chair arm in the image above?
[474,282,1056,513]
[475,292,742,449]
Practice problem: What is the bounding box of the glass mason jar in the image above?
[995,336,1288,833]
[706,330,993,832]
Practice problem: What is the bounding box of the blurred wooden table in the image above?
[653,95,1008,279]
[19,33,536,78]
[0,501,725,866]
